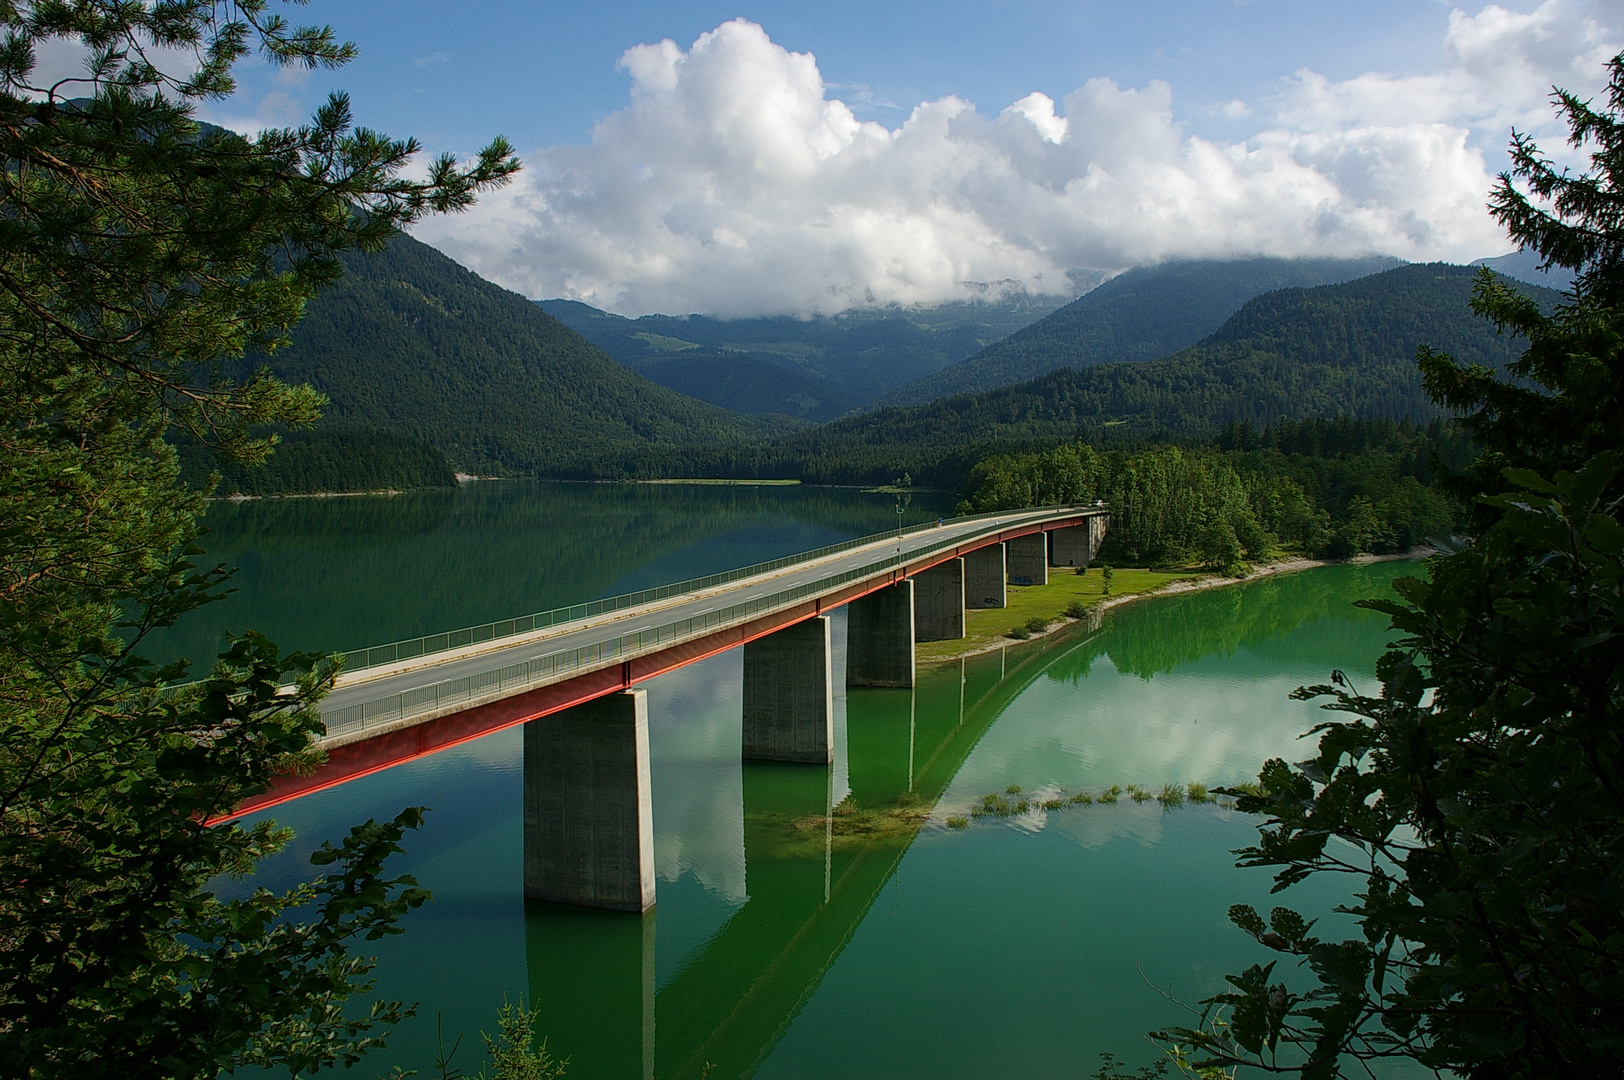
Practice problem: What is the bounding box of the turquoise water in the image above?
[194,484,1418,1078]
[153,481,952,669]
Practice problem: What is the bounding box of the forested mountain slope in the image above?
[538,292,1068,420]
[878,256,1401,406]
[241,234,789,477]
[671,264,1554,486]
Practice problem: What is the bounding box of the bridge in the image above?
[229,503,1108,915]
[527,625,1105,1080]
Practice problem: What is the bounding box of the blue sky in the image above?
[207,1,1623,316]
[227,1,1466,150]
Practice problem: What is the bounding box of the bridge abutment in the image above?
[1007,533,1048,586]
[523,689,656,913]
[742,616,834,764]
[964,544,1006,608]
[846,580,915,688]
[913,558,965,642]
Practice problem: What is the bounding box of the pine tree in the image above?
[0,5,516,1074]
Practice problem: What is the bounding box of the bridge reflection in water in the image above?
[522,618,1093,1080]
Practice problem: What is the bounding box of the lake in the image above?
[189,481,1418,1079]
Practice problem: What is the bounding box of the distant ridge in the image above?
[674,263,1558,487]
[538,294,1069,420]
[878,256,1403,407]
[1471,248,1576,292]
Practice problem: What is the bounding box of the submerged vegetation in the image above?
[966,781,1229,822]
[783,775,1231,853]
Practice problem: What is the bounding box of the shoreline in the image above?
[210,487,411,502]
[919,549,1432,666]
[205,476,933,500]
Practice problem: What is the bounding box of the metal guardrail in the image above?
[320,504,1104,739]
[335,504,1084,675]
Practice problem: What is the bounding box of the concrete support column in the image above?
[1007,533,1048,586]
[1090,514,1109,558]
[1049,524,1095,568]
[524,690,656,913]
[846,580,915,688]
[913,558,965,642]
[743,615,834,764]
[964,544,1006,608]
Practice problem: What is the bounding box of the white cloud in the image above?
[413,5,1620,317]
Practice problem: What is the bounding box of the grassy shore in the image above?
[915,551,1429,664]
[914,566,1200,663]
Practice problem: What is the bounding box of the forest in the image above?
[957,417,1464,569]
[878,254,1398,406]
[177,429,456,497]
[235,231,787,480]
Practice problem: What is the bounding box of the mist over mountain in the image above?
[537,293,1070,420]
[879,257,1403,407]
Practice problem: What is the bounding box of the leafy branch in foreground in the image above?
[1151,53,1624,1080]
[389,1000,568,1080]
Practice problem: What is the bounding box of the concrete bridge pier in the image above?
[964,544,1006,608]
[743,615,834,764]
[1007,533,1048,586]
[913,558,965,642]
[524,689,656,913]
[1049,523,1099,568]
[846,580,915,688]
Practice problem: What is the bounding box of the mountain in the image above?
[236,233,791,479]
[877,256,1404,407]
[1471,248,1576,292]
[537,293,1070,420]
[667,263,1558,487]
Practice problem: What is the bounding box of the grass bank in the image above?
[915,552,1429,665]
[915,566,1198,664]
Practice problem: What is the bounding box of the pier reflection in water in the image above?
[240,560,1415,1079]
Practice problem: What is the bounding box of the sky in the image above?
[194,0,1624,316]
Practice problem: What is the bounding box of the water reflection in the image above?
[240,559,1419,1078]
[154,481,952,670]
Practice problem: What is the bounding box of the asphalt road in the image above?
[321,507,1091,716]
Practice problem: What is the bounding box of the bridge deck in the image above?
[226,505,1103,819]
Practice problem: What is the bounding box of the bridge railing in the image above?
[335,503,1093,676]
[319,504,1104,738]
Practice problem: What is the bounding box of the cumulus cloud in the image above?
[413,4,1620,317]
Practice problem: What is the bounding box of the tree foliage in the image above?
[957,419,1457,570]
[0,3,515,1074]
[1156,54,1624,1080]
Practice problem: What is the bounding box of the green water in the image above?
[152,480,953,669]
[211,484,1421,1079]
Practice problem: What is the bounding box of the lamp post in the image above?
[893,473,911,564]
